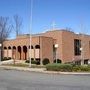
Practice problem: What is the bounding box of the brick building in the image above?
[3,29,90,65]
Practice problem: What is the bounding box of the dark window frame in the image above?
[74,39,81,56]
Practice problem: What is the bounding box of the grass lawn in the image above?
[2,63,45,68]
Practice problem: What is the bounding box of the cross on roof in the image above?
[51,21,56,30]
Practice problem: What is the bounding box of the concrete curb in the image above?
[0,65,90,75]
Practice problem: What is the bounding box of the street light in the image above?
[80,47,83,51]
[80,47,83,65]
[54,44,58,63]
[0,43,2,63]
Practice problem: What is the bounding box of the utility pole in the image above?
[0,43,2,64]
[54,44,58,63]
[29,0,33,67]
[80,22,85,65]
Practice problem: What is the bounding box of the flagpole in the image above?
[29,0,33,67]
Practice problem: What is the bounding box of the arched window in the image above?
[29,45,33,49]
[23,46,27,60]
[4,47,7,49]
[13,46,16,49]
[35,45,40,49]
[8,46,11,49]
[23,46,27,52]
[18,46,21,52]
[17,46,21,60]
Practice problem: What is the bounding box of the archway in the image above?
[12,46,16,59]
[35,45,40,59]
[17,46,21,60]
[3,46,7,58]
[29,45,33,49]
[4,47,7,49]
[8,46,12,58]
[35,45,40,49]
[28,45,34,59]
[23,46,27,60]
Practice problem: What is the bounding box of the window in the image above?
[74,39,81,55]
[8,46,11,49]
[13,46,16,49]
[29,45,33,49]
[75,60,81,65]
[4,47,7,49]
[35,45,40,49]
[84,59,88,64]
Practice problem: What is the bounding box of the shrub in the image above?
[25,58,41,65]
[46,64,73,72]
[53,59,62,63]
[73,65,90,72]
[35,58,40,65]
[36,60,40,65]
[46,63,90,72]
[2,57,7,61]
[25,60,36,64]
[42,58,50,65]
[72,66,81,72]
[7,57,11,60]
[32,60,37,64]
[2,57,11,61]
[79,65,90,71]
[25,60,29,63]
[87,65,90,68]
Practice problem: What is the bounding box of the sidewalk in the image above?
[0,65,90,75]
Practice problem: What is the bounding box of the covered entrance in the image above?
[12,46,16,59]
[17,46,21,60]
[23,46,27,60]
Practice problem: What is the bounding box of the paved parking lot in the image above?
[0,69,90,90]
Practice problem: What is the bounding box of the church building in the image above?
[3,29,90,65]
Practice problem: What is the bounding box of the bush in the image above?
[2,57,7,61]
[42,58,50,65]
[53,59,62,63]
[35,58,40,65]
[25,60,36,64]
[7,57,11,60]
[46,64,73,72]
[2,57,11,61]
[32,60,37,64]
[72,66,81,72]
[46,63,90,72]
[36,60,40,65]
[79,65,90,71]
[72,65,90,72]
[25,58,41,65]
[25,60,29,63]
[87,65,90,68]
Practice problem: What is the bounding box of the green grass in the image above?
[31,65,45,68]
[2,63,45,68]
[2,63,29,67]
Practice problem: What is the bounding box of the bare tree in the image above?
[0,16,12,43]
[0,16,12,60]
[13,15,22,36]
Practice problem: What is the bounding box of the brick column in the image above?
[40,38,43,65]
[21,46,23,60]
[27,46,29,60]
[16,47,18,60]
